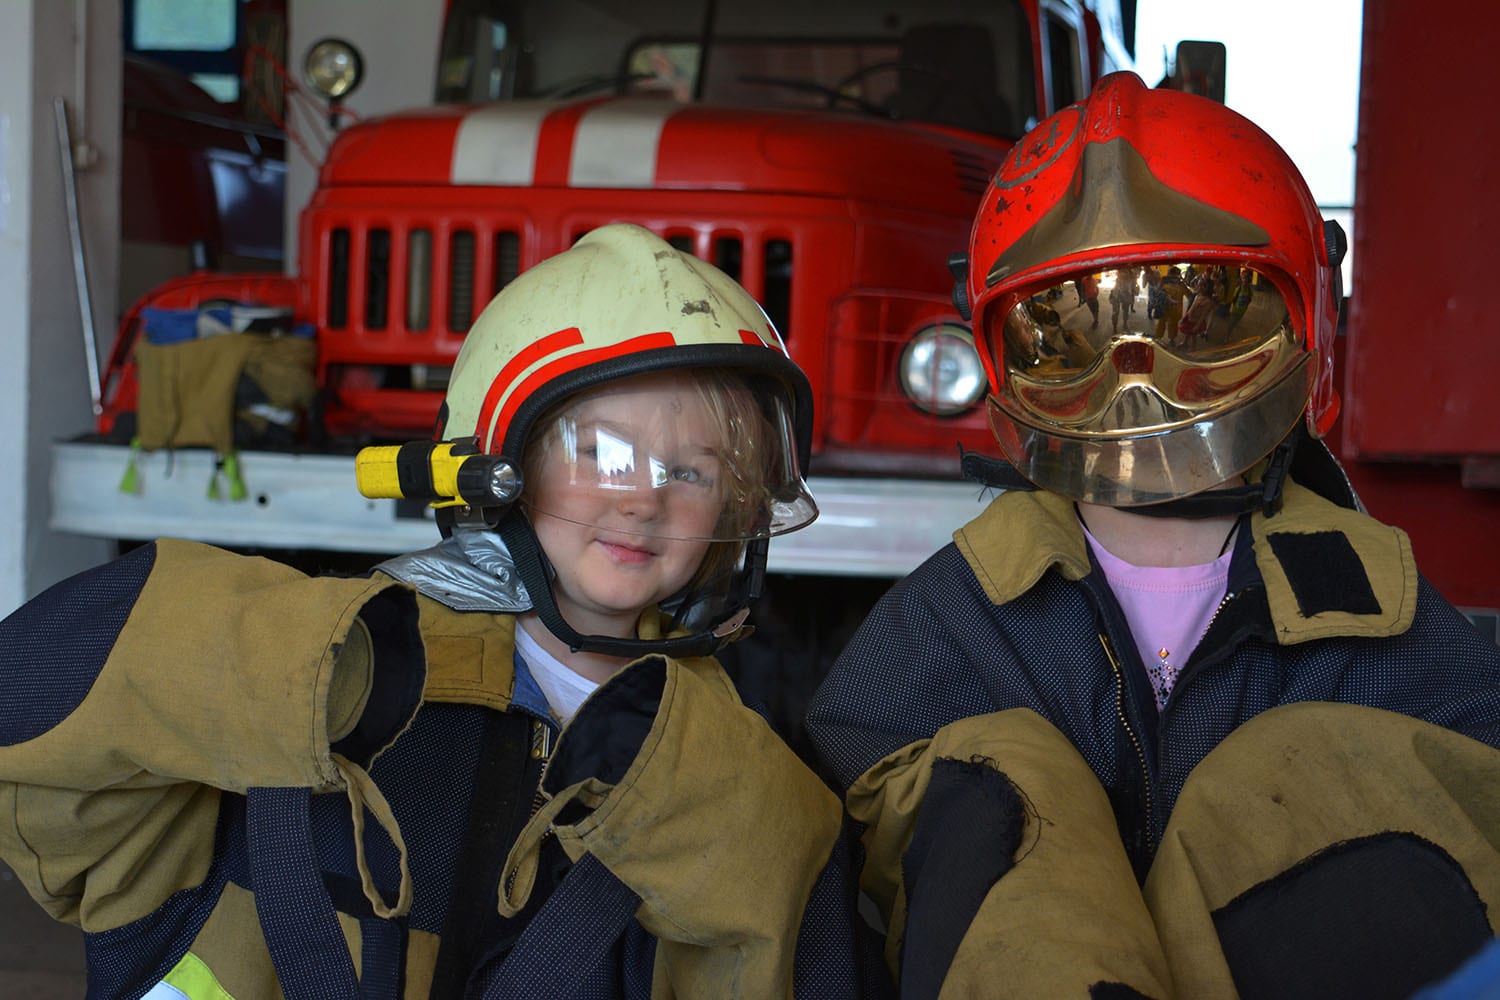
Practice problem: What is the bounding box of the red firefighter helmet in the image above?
[965,71,1343,507]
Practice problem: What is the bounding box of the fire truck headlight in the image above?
[899,324,988,415]
[305,38,365,100]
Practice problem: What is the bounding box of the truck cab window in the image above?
[436,3,512,103]
[436,0,1036,141]
[1043,9,1082,112]
[126,0,241,101]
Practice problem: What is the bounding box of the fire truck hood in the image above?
[318,97,1004,216]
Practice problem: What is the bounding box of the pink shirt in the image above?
[1083,524,1233,711]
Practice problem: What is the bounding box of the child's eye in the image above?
[667,461,723,491]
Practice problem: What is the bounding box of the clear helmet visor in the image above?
[520,368,817,637]
[984,261,1312,505]
[522,369,817,543]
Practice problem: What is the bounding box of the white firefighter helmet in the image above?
[437,222,818,656]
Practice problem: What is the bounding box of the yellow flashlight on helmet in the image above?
[354,441,520,509]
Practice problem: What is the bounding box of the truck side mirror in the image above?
[1172,41,1227,103]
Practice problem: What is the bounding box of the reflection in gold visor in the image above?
[983,262,1313,506]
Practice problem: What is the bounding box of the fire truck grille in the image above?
[316,222,787,440]
[448,231,475,331]
[324,225,524,337]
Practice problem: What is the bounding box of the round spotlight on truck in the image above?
[304,38,365,100]
[899,323,987,415]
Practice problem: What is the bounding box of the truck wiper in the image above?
[735,74,890,118]
[535,72,652,99]
[692,0,718,101]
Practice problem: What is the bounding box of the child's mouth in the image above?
[598,538,654,563]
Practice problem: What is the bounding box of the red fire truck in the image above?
[61,0,1136,576]
[1321,0,1498,633]
[54,0,1498,644]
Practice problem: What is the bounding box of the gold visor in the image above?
[984,262,1311,505]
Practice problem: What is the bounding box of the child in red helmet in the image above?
[809,73,1500,999]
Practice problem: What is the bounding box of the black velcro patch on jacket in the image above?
[1090,983,1158,999]
[1212,831,1491,1000]
[1267,531,1382,618]
[900,756,1025,1000]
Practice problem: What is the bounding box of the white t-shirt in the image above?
[513,623,600,724]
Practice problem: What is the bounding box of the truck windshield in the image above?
[437,0,1036,139]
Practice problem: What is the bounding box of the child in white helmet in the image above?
[0,225,881,999]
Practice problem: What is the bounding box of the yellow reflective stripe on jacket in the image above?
[143,951,236,999]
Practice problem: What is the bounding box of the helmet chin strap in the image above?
[1133,428,1300,519]
[496,514,745,660]
[960,427,1301,520]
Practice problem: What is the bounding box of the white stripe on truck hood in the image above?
[571,100,672,187]
[450,101,558,185]
[449,98,674,188]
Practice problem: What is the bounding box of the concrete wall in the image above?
[0,0,446,614]
[0,1,118,615]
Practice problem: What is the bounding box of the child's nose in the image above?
[614,480,665,519]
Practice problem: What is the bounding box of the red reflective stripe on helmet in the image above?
[475,327,585,445]
[488,331,679,451]
[739,329,766,346]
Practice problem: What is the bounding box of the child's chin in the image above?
[578,587,660,620]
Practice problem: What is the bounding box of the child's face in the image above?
[526,372,729,639]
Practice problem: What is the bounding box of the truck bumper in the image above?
[54,440,996,578]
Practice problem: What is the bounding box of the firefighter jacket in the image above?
[806,478,1500,999]
[0,539,856,999]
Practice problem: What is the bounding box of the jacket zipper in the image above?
[503,717,556,900]
[527,717,554,819]
[1147,586,1250,855]
[1166,589,1238,711]
[1100,631,1154,855]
